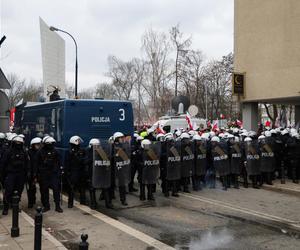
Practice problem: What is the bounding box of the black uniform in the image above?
[35,144,63,212]
[259,137,276,185]
[66,145,87,208]
[244,139,261,188]
[192,139,208,191]
[286,136,300,183]
[1,142,28,215]
[27,146,40,208]
[211,140,230,190]
[229,140,243,188]
[129,139,139,192]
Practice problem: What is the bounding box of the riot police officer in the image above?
[112,132,131,206]
[192,134,208,191]
[229,135,242,189]
[259,132,275,185]
[286,132,300,183]
[128,134,140,192]
[66,135,87,208]
[36,136,63,213]
[139,139,160,201]
[27,137,42,208]
[243,137,261,189]
[180,132,194,193]
[1,135,28,215]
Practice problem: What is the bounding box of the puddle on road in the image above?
[159,227,234,250]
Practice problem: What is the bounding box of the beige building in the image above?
[234,0,300,130]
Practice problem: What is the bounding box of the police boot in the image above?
[89,190,97,209]
[79,188,86,205]
[234,175,239,189]
[252,176,260,189]
[171,181,179,197]
[55,203,63,213]
[292,165,299,184]
[104,190,114,209]
[140,184,146,201]
[2,202,9,215]
[222,176,227,191]
[163,181,169,197]
[243,173,248,188]
[119,186,128,206]
[266,173,273,185]
[147,185,155,201]
[68,192,74,208]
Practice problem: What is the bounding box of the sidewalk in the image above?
[0,210,66,250]
[262,179,300,196]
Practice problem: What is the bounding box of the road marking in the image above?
[61,194,175,250]
[21,211,67,250]
[180,193,300,229]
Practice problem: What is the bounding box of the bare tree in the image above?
[5,73,26,108]
[95,82,117,100]
[170,24,192,97]
[141,27,172,118]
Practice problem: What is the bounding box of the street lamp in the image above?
[49,26,78,98]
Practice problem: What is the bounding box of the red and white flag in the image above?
[236,119,243,128]
[265,120,271,128]
[212,120,219,131]
[156,123,166,134]
[220,114,225,119]
[185,112,194,130]
[207,120,211,128]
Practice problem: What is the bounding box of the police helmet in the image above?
[234,136,240,143]
[180,132,190,140]
[281,129,289,136]
[264,131,271,137]
[44,136,56,144]
[175,130,182,138]
[211,136,220,143]
[30,137,42,145]
[141,139,151,149]
[164,134,174,141]
[69,135,83,145]
[135,136,143,142]
[192,134,202,141]
[227,134,234,139]
[12,135,24,143]
[156,133,165,141]
[89,138,100,147]
[0,132,5,139]
[244,137,252,142]
[258,135,265,140]
[113,132,124,141]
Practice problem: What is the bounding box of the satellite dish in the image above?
[188,105,198,117]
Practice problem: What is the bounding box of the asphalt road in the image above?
[20,181,300,250]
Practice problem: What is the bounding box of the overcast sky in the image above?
[0,0,233,90]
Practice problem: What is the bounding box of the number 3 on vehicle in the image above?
[119,109,125,121]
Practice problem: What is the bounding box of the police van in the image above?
[152,115,207,133]
[14,99,134,161]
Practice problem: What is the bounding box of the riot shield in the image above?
[260,137,275,173]
[181,141,194,178]
[114,142,131,186]
[142,142,161,185]
[244,141,260,175]
[230,142,242,174]
[92,141,112,189]
[193,140,207,176]
[166,141,181,181]
[212,141,230,176]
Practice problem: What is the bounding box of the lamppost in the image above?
[49,26,78,98]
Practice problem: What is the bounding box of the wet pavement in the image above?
[17,181,300,249]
